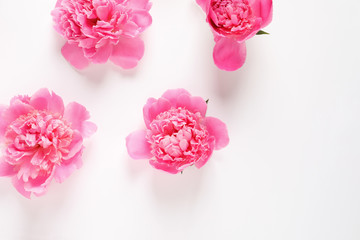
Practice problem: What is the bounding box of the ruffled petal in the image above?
[0,100,33,137]
[205,117,229,150]
[176,94,208,117]
[12,177,31,199]
[161,89,191,106]
[110,37,144,69]
[96,5,110,21]
[61,43,90,69]
[29,88,65,115]
[0,157,15,177]
[64,102,97,138]
[131,10,152,32]
[213,38,246,71]
[0,104,7,140]
[55,0,62,8]
[196,0,209,12]
[143,97,157,127]
[23,171,54,195]
[126,130,152,159]
[142,97,171,127]
[250,0,273,28]
[89,44,113,64]
[194,137,215,168]
[162,88,207,116]
[54,147,83,183]
[149,160,179,174]
[128,0,152,11]
[62,131,83,160]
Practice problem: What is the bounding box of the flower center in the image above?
[4,110,73,172]
[147,108,211,165]
[210,0,255,33]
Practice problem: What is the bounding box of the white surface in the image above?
[0,0,360,239]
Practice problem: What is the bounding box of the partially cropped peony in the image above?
[126,89,229,174]
[196,0,273,71]
[0,89,96,198]
[52,0,152,69]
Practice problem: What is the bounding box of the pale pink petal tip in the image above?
[30,88,65,114]
[64,102,97,138]
[196,0,209,12]
[0,159,15,177]
[149,160,179,174]
[251,0,273,28]
[126,130,152,160]
[61,43,90,69]
[110,37,145,69]
[205,117,230,150]
[213,38,247,71]
[161,89,207,117]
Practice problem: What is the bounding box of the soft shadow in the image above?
[15,181,73,240]
[124,154,149,181]
[78,64,108,86]
[0,181,12,198]
[214,70,243,100]
[151,167,205,211]
[109,62,140,79]
[51,31,65,50]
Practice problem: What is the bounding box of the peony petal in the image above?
[205,117,229,150]
[23,171,54,195]
[176,94,207,117]
[149,160,179,174]
[196,0,209,12]
[194,137,215,168]
[12,177,31,199]
[145,98,171,127]
[131,10,152,32]
[81,121,97,138]
[126,130,152,160]
[213,38,246,71]
[61,42,90,69]
[64,102,96,138]
[30,88,65,115]
[128,0,152,10]
[0,104,7,140]
[110,37,144,69]
[161,89,191,106]
[55,0,62,8]
[62,131,83,160]
[0,158,15,177]
[250,0,273,28]
[0,100,33,137]
[89,44,113,64]
[54,147,83,183]
[96,6,110,21]
[143,97,157,127]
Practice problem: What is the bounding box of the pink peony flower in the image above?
[0,89,97,198]
[126,89,229,174]
[52,0,152,69]
[196,0,273,71]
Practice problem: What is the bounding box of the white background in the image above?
[0,0,360,239]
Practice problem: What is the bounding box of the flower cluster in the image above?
[52,0,152,69]
[126,89,229,174]
[0,89,96,198]
[196,0,273,71]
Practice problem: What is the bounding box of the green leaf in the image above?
[256,30,269,35]
[206,99,209,104]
